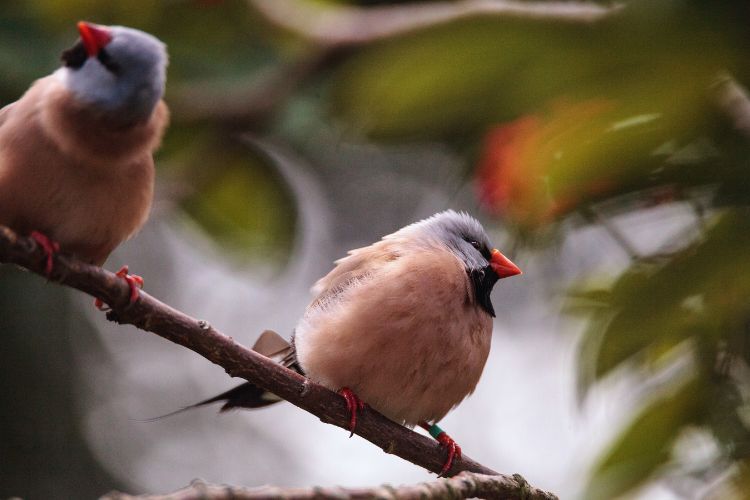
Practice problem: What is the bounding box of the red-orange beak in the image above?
[78,21,112,57]
[490,249,522,279]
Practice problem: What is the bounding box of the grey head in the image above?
[58,22,167,126]
[398,210,521,317]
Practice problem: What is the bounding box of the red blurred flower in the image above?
[476,99,616,227]
[477,115,542,217]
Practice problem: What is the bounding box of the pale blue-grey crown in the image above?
[61,25,167,125]
[405,210,494,272]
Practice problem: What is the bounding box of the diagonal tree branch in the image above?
[101,471,545,500]
[0,225,557,500]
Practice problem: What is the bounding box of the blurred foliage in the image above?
[573,213,750,497]
[329,3,742,141]
[2,0,750,498]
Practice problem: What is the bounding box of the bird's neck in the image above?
[37,76,169,165]
[56,66,165,127]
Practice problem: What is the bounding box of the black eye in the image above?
[464,236,491,259]
[463,236,481,250]
[97,49,121,74]
[61,41,87,69]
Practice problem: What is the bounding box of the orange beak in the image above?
[490,249,522,279]
[78,21,112,57]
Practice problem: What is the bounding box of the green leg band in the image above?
[428,423,444,439]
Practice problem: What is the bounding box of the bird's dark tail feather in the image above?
[140,383,282,421]
[143,330,300,421]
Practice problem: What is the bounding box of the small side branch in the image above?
[714,74,750,139]
[168,47,345,127]
[101,472,548,500]
[0,225,556,499]
[249,0,623,47]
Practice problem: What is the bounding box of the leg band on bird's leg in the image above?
[419,421,462,477]
[427,423,444,440]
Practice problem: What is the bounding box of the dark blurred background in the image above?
[1,1,749,498]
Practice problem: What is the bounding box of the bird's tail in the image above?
[144,330,300,420]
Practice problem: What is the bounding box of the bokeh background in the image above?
[1,1,749,498]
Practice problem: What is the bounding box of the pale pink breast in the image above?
[295,246,493,425]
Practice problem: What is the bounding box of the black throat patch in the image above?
[469,266,500,317]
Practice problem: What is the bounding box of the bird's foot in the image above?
[95,265,144,310]
[435,431,462,477]
[338,387,365,437]
[30,231,60,277]
[420,422,462,477]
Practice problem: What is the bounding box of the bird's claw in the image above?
[338,387,365,437]
[435,431,462,477]
[95,265,144,310]
[30,231,60,277]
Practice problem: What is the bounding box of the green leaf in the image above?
[329,3,739,141]
[166,131,296,263]
[586,376,708,500]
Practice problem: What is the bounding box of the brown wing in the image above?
[310,239,401,307]
[252,329,292,359]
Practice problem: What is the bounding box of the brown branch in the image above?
[578,205,641,261]
[169,1,622,129]
[167,47,347,127]
[101,472,548,500]
[248,0,623,47]
[0,225,557,500]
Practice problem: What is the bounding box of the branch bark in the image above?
[0,225,557,500]
[101,472,546,500]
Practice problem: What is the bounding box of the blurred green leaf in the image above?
[586,376,708,500]
[331,17,598,139]
[172,133,296,263]
[329,3,740,141]
[577,211,750,393]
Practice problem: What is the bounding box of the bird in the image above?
[173,210,522,476]
[0,21,169,305]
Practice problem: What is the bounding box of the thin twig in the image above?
[101,472,548,499]
[713,73,750,139]
[579,205,640,261]
[248,0,623,47]
[167,47,346,127]
[0,225,556,500]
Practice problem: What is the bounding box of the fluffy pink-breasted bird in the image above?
[0,22,168,284]
[179,210,522,476]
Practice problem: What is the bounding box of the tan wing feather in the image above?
[310,239,401,305]
[252,330,292,360]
